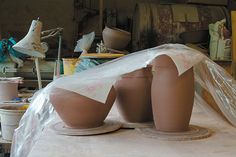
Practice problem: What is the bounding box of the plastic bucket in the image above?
[62,58,79,76]
[0,105,26,141]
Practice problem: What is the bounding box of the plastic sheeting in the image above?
[10,44,236,157]
[75,58,101,73]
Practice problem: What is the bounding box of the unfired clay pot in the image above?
[102,26,131,50]
[115,67,153,123]
[50,87,116,129]
[0,82,18,101]
[151,55,194,132]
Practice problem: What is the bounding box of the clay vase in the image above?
[102,26,131,50]
[151,55,194,132]
[50,87,116,129]
[115,67,153,123]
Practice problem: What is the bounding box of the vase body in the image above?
[50,87,116,129]
[103,26,131,50]
[115,67,153,123]
[151,55,194,132]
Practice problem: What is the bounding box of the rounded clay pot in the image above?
[115,67,153,123]
[0,82,18,101]
[102,26,131,50]
[50,87,116,129]
[151,55,194,132]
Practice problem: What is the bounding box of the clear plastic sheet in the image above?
[10,44,236,157]
[51,44,203,103]
[194,58,236,125]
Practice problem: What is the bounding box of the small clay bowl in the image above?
[103,26,131,50]
[50,87,116,129]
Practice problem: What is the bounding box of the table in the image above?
[28,106,236,157]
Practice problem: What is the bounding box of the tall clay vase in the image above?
[50,87,116,129]
[115,67,153,123]
[151,55,194,132]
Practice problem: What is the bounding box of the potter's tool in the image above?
[50,120,122,136]
[136,125,212,141]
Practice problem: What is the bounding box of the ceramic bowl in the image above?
[103,26,131,50]
[50,87,116,129]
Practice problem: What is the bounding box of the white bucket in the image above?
[0,77,22,101]
[0,105,26,141]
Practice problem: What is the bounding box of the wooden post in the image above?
[231,11,236,79]
[99,0,104,35]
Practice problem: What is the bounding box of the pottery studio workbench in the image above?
[27,105,236,157]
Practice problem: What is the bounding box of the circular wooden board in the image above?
[136,125,212,141]
[50,120,122,136]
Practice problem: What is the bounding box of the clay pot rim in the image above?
[121,75,153,78]
[0,105,27,113]
[121,67,153,78]
[51,87,116,104]
[105,26,131,36]
[152,65,177,68]
[150,55,179,69]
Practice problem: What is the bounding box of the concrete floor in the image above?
[28,105,236,157]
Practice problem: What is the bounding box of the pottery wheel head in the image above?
[136,125,212,141]
[50,120,122,136]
